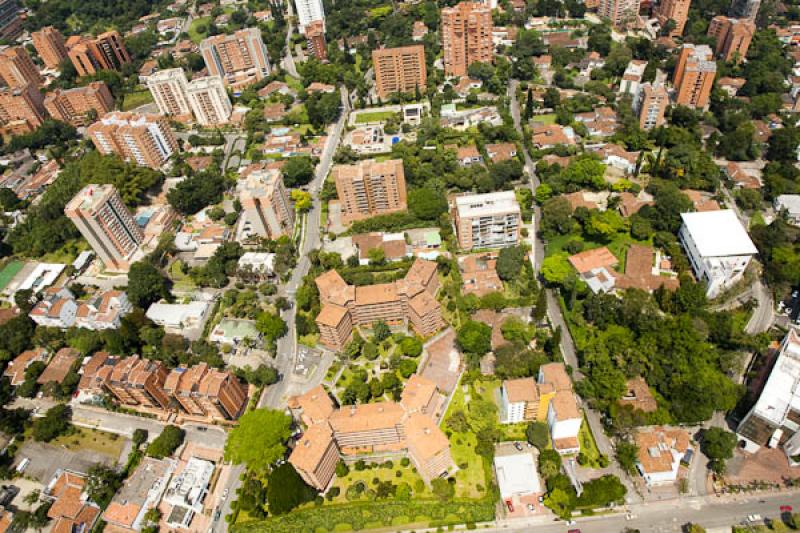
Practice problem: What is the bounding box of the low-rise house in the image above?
[617,191,653,217]
[620,377,658,413]
[532,124,576,148]
[459,253,502,297]
[453,77,482,97]
[345,125,392,155]
[29,287,78,329]
[352,232,409,265]
[440,104,503,130]
[237,252,276,280]
[578,51,605,76]
[683,189,720,212]
[775,194,800,226]
[37,347,79,386]
[146,301,211,331]
[412,20,428,41]
[456,145,483,166]
[4,348,48,386]
[307,82,336,94]
[258,80,293,97]
[162,457,214,529]
[568,247,618,294]
[103,457,175,532]
[485,142,517,163]
[494,449,542,509]
[635,427,691,486]
[590,144,639,174]
[208,319,259,345]
[500,377,552,424]
[717,77,746,97]
[725,162,761,190]
[575,107,617,137]
[538,363,581,455]
[44,470,101,533]
[75,290,132,330]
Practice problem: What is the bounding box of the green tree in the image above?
[132,429,148,448]
[431,478,455,501]
[256,312,288,342]
[266,463,318,514]
[408,188,447,220]
[225,409,292,470]
[526,421,549,450]
[456,320,492,356]
[399,336,422,357]
[701,427,736,473]
[615,440,640,475]
[146,425,185,459]
[127,261,170,308]
[282,157,315,188]
[373,320,390,342]
[496,246,526,281]
[31,404,71,442]
[541,254,573,286]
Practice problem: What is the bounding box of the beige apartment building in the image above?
[372,45,427,99]
[636,82,668,130]
[0,47,42,89]
[87,112,178,169]
[333,159,407,224]
[708,15,755,63]
[186,75,232,125]
[146,68,193,120]
[654,0,690,35]
[315,258,444,351]
[67,31,131,77]
[238,169,295,240]
[441,2,493,77]
[599,0,641,28]
[32,26,68,69]
[0,83,46,137]
[200,28,270,89]
[65,184,143,272]
[44,82,114,126]
[673,44,716,109]
[452,191,522,250]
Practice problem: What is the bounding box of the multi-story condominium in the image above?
[619,60,647,97]
[146,68,193,120]
[105,355,170,410]
[163,362,248,421]
[730,0,760,20]
[654,0,691,36]
[315,258,444,351]
[294,0,325,33]
[199,28,270,89]
[333,159,407,224]
[186,75,232,125]
[238,168,294,240]
[289,377,453,490]
[304,20,327,61]
[708,16,755,63]
[636,82,668,130]
[65,184,144,272]
[43,82,114,126]
[500,377,552,423]
[372,45,426,99]
[0,0,21,41]
[0,83,47,137]
[441,2,493,77]
[547,388,582,455]
[32,26,68,69]
[0,47,42,89]
[29,287,78,329]
[87,112,178,169]
[598,0,641,28]
[67,31,131,77]
[452,191,521,250]
[673,44,716,109]
[678,209,757,298]
[738,328,800,459]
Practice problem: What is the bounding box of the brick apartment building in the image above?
[146,68,193,120]
[186,75,232,125]
[304,20,327,61]
[673,44,716,109]
[238,168,295,239]
[199,28,270,89]
[372,45,427,99]
[164,362,248,421]
[654,0,690,36]
[87,112,178,169]
[441,2,493,77]
[32,26,69,69]
[289,379,454,490]
[44,82,114,126]
[0,83,47,138]
[708,15,755,63]
[315,258,444,350]
[598,0,641,28]
[451,191,522,250]
[67,31,131,77]
[332,159,407,224]
[636,82,668,130]
[0,47,42,89]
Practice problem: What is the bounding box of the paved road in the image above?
[283,8,299,78]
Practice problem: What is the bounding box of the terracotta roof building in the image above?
[37,347,79,386]
[44,82,115,127]
[372,45,426,99]
[333,159,407,225]
[4,348,48,386]
[635,427,691,485]
[459,252,502,297]
[32,26,69,70]
[620,376,658,413]
[0,47,42,90]
[67,31,131,77]
[44,470,101,533]
[199,28,270,89]
[164,362,248,421]
[673,44,716,109]
[441,2,493,77]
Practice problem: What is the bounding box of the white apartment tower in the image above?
[187,76,232,126]
[238,169,295,241]
[146,68,192,119]
[452,191,522,250]
[294,0,325,33]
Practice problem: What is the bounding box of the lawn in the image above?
[170,260,196,291]
[328,460,430,504]
[284,74,303,93]
[533,113,557,125]
[121,90,154,111]
[188,16,213,43]
[354,110,398,124]
[0,261,23,292]
[50,427,127,459]
[578,417,603,467]
[368,5,393,18]
[442,381,492,498]
[40,239,88,264]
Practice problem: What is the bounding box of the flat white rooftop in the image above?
[494,453,541,499]
[455,191,520,219]
[680,209,757,258]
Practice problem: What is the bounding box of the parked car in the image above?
[505,500,514,512]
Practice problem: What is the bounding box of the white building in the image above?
[494,452,541,500]
[163,458,214,529]
[147,68,192,118]
[29,287,78,328]
[452,191,522,250]
[775,195,800,226]
[738,329,800,459]
[187,76,232,126]
[146,301,210,330]
[75,290,132,330]
[678,210,758,298]
[619,60,647,98]
[237,252,276,278]
[294,0,325,33]
[500,378,538,424]
[547,390,582,455]
[634,427,691,486]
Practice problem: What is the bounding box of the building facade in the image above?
[294,0,325,33]
[0,47,42,89]
[619,59,647,97]
[186,75,232,125]
[238,169,295,240]
[0,83,46,137]
[441,2,493,77]
[654,0,691,36]
[43,82,114,126]
[673,44,716,109]
[200,28,270,89]
[730,0,760,20]
[598,0,641,28]
[0,0,20,41]
[32,26,68,69]
[636,82,668,130]
[304,20,327,61]
[146,68,193,120]
[65,184,143,272]
[333,159,408,224]
[708,16,755,63]
[87,112,178,169]
[67,31,131,77]
[452,191,522,250]
[372,45,427,99]
[164,362,248,421]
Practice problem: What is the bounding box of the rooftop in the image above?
[454,191,521,218]
[504,377,538,403]
[494,452,541,498]
[680,210,757,258]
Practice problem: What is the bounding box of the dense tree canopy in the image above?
[225,409,292,471]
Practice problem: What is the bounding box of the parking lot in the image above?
[14,440,118,484]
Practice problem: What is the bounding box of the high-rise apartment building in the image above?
[186,75,232,125]
[452,191,521,250]
[673,44,716,109]
[441,2,493,77]
[67,31,131,77]
[730,0,760,21]
[32,26,68,69]
[238,169,295,240]
[0,47,42,89]
[0,0,21,41]
[304,20,327,61]
[294,0,325,33]
[200,28,270,89]
[87,112,178,169]
[146,68,193,120]
[636,82,668,130]
[708,15,755,63]
[43,81,114,126]
[65,184,144,272]
[654,0,691,36]
[333,159,407,224]
[372,45,427,99]
[598,0,641,28]
[0,83,46,137]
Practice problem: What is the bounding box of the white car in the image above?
[222,489,229,499]
[747,514,762,522]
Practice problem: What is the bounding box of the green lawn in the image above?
[0,261,23,292]
[533,113,557,125]
[328,461,429,504]
[285,75,304,93]
[354,110,399,124]
[578,417,603,467]
[50,427,126,459]
[188,16,213,43]
[121,90,154,111]
[368,5,393,18]
[170,260,196,291]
